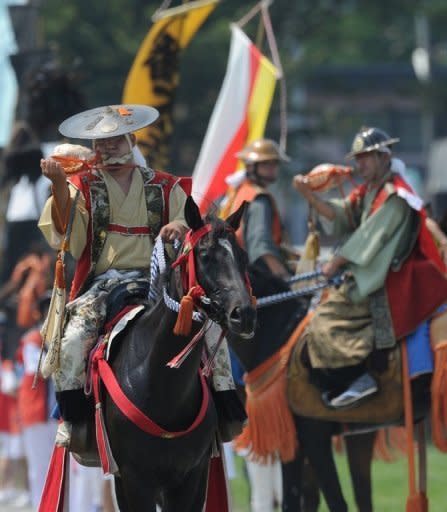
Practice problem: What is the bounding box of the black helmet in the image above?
[346,127,399,159]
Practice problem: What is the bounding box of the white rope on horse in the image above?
[149,235,339,312]
[149,236,204,322]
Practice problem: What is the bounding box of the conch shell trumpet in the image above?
[301,163,354,193]
[50,155,97,175]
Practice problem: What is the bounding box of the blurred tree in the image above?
[39,0,447,169]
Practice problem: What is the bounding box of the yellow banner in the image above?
[247,53,278,142]
[122,0,219,169]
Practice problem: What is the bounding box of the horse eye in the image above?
[199,250,210,262]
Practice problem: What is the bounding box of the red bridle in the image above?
[171,224,212,297]
[170,223,254,337]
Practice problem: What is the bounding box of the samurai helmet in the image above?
[346,127,399,159]
[58,104,159,140]
[236,138,290,164]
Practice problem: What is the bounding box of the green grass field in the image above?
[230,445,447,511]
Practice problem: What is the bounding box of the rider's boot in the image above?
[55,389,91,449]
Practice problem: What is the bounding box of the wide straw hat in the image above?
[58,104,159,140]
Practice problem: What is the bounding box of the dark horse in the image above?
[103,197,256,511]
[227,264,379,512]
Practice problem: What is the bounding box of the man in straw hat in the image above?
[293,126,447,408]
[37,105,206,446]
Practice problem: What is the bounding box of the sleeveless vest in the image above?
[223,180,282,249]
[68,166,184,300]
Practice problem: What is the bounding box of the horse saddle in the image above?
[105,280,150,325]
[287,333,405,424]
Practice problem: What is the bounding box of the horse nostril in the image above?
[229,306,257,337]
[230,307,242,323]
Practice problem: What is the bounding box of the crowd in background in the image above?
[0,121,120,511]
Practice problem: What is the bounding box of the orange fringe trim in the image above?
[235,314,312,463]
[373,427,407,462]
[333,427,407,463]
[431,340,447,452]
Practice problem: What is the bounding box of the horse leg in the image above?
[282,452,320,512]
[296,416,348,512]
[345,432,375,512]
[302,457,321,512]
[281,453,303,511]
[163,458,209,512]
[113,472,157,512]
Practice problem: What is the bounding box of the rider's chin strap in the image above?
[171,225,212,336]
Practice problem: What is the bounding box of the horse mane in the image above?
[204,214,229,235]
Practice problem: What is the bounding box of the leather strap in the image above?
[92,343,209,438]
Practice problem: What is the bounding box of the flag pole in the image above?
[260,1,288,152]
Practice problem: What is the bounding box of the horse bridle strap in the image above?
[91,343,210,439]
[171,224,212,293]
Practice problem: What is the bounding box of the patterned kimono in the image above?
[39,165,234,392]
[39,166,187,390]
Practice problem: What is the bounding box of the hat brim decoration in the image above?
[58,104,160,140]
[346,137,400,159]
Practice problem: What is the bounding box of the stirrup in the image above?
[323,373,378,410]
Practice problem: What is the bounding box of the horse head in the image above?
[178,196,256,339]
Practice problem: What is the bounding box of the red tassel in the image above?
[38,445,69,512]
[173,294,194,336]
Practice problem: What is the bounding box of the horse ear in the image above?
[184,195,205,231]
[226,201,247,231]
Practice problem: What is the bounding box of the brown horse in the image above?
[229,266,428,512]
[287,322,435,512]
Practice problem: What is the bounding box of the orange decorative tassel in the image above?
[234,316,312,463]
[235,370,298,463]
[55,256,65,289]
[431,342,447,452]
[173,294,194,336]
